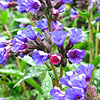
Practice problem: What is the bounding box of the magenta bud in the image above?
[50,54,61,65]
[52,8,59,16]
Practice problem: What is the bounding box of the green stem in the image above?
[59,65,63,88]
[95,22,99,58]
[51,64,59,87]
[1,65,8,97]
[88,16,93,63]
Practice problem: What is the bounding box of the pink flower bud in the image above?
[51,8,59,16]
[50,54,61,65]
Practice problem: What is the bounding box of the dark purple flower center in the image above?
[76,96,82,100]
[33,2,39,9]
[70,52,76,58]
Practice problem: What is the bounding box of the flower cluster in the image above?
[50,64,96,100]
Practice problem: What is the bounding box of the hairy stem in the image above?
[88,15,93,63]
[59,65,63,88]
[95,22,99,58]
[51,64,59,87]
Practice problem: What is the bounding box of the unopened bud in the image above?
[52,8,59,16]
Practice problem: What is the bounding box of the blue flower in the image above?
[51,21,63,31]
[97,6,100,14]
[0,36,6,48]
[0,98,6,100]
[60,70,77,87]
[51,30,67,47]
[76,64,94,82]
[69,28,85,44]
[0,48,6,65]
[65,87,85,100]
[50,86,65,100]
[21,25,37,40]
[32,49,49,66]
[11,39,27,52]
[37,18,48,32]
[17,0,41,14]
[67,49,86,64]
[70,8,79,21]
[61,0,73,4]
[0,1,9,11]
[71,74,87,91]
[0,48,10,66]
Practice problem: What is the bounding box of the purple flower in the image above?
[58,4,66,13]
[0,48,10,66]
[76,64,94,82]
[60,70,77,87]
[17,0,41,14]
[70,8,79,21]
[51,30,67,47]
[37,18,48,32]
[0,98,6,100]
[67,49,86,64]
[65,87,85,100]
[71,74,87,91]
[60,0,73,4]
[0,1,9,11]
[14,30,28,42]
[50,86,65,100]
[11,39,27,52]
[19,23,25,28]
[97,6,100,14]
[32,49,49,66]
[21,25,37,40]
[69,28,85,44]
[51,21,63,31]
[0,36,6,48]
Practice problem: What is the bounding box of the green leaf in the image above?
[75,8,90,18]
[96,32,100,40]
[1,10,8,24]
[20,60,26,72]
[41,72,53,99]
[14,18,30,24]
[92,56,100,67]
[0,69,24,77]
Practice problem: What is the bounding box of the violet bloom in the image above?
[65,87,85,100]
[50,54,61,65]
[37,18,48,32]
[71,74,87,91]
[17,0,41,14]
[19,23,25,28]
[76,64,94,82]
[11,39,27,52]
[21,25,37,40]
[69,28,85,44]
[51,30,67,47]
[70,8,79,21]
[32,49,49,66]
[0,98,6,100]
[60,0,73,4]
[67,49,86,64]
[51,21,63,31]
[97,6,100,14]
[0,1,9,11]
[60,70,78,87]
[0,48,10,66]
[50,86,65,100]
[0,36,6,48]
[58,4,66,13]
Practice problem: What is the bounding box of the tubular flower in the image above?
[32,49,49,66]
[69,28,85,44]
[51,30,67,47]
[76,64,94,82]
[17,0,41,14]
[67,49,86,64]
